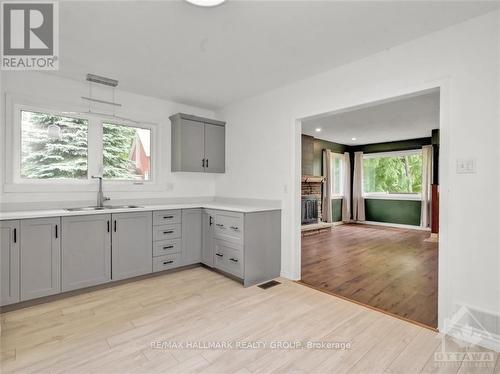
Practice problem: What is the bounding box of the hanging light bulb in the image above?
[47,124,61,140]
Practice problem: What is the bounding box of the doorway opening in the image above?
[298,88,440,329]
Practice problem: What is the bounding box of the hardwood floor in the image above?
[301,223,438,328]
[2,267,498,373]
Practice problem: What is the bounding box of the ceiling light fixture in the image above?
[185,0,227,7]
[351,137,357,141]
[315,128,322,132]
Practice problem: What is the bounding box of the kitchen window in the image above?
[21,110,89,180]
[102,123,151,181]
[363,150,422,199]
[6,98,158,191]
[331,152,344,197]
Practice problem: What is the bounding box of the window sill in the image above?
[331,196,344,200]
[363,194,421,201]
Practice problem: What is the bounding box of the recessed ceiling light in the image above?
[185,0,226,7]
[351,137,357,141]
[315,128,322,132]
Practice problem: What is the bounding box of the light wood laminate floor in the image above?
[301,224,438,328]
[1,267,498,374]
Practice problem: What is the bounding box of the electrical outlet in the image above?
[456,158,476,174]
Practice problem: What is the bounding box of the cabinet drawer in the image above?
[214,239,243,278]
[154,224,181,241]
[153,210,181,226]
[153,239,181,257]
[153,254,181,272]
[214,212,243,244]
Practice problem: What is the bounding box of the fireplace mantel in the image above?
[301,175,325,183]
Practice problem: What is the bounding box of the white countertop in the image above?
[0,202,280,221]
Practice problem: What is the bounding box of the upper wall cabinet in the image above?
[170,113,226,173]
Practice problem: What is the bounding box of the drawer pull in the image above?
[215,253,223,257]
[229,258,239,263]
[163,245,174,250]
[163,260,174,265]
[230,226,239,230]
[163,230,174,234]
[163,216,174,219]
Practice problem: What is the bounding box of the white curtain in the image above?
[352,151,365,221]
[421,145,433,228]
[322,149,333,223]
[342,152,351,222]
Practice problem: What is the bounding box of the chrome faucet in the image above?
[91,176,110,208]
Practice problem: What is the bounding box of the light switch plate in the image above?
[456,158,476,174]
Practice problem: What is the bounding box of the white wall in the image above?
[0,72,217,206]
[216,10,500,327]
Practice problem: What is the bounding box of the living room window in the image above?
[363,150,422,198]
[331,152,344,197]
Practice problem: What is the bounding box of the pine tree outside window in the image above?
[21,110,89,179]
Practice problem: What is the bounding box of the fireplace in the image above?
[301,196,319,225]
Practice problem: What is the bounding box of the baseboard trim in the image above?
[356,220,431,231]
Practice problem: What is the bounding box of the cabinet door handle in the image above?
[209,216,213,226]
[55,224,58,239]
[163,260,174,265]
[230,226,239,230]
[163,245,174,250]
[107,220,110,233]
[229,258,238,263]
[13,228,17,243]
[114,220,117,232]
[202,159,205,167]
[206,159,208,167]
[163,230,174,234]
[163,215,174,219]
[216,223,224,227]
[215,253,223,257]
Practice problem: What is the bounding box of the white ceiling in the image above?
[301,90,440,146]
[52,1,499,109]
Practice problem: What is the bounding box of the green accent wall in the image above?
[364,199,421,226]
[313,139,347,176]
[332,199,343,222]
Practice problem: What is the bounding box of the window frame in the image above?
[4,94,161,193]
[362,149,423,201]
[100,120,154,183]
[330,152,344,198]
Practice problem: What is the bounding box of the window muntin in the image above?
[331,153,344,197]
[21,110,88,179]
[102,123,151,181]
[363,151,422,196]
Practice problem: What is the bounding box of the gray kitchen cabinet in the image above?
[204,124,225,173]
[20,218,61,301]
[181,209,202,266]
[201,209,215,267]
[0,220,20,306]
[211,209,281,287]
[111,211,152,280]
[171,118,205,172]
[62,214,111,291]
[170,113,225,173]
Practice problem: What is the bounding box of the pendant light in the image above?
[185,0,226,7]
